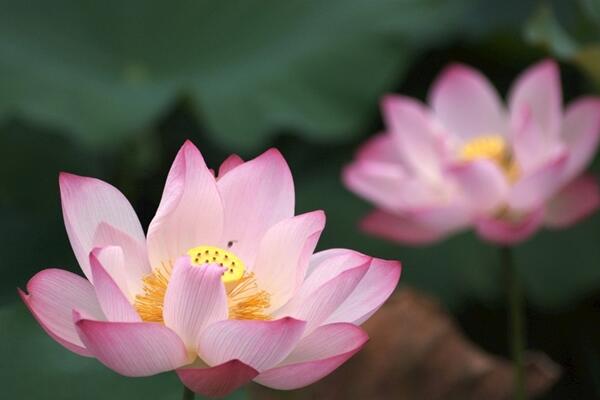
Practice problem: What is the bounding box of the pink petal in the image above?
[326,258,401,325]
[302,250,372,295]
[92,223,150,295]
[91,246,131,301]
[446,159,509,213]
[254,323,368,390]
[252,211,325,312]
[90,252,140,322]
[429,63,506,139]
[361,209,445,244]
[163,258,228,349]
[19,269,105,356]
[475,207,545,245]
[355,132,404,164]
[59,173,146,281]
[198,317,306,372]
[508,60,562,139]
[217,148,294,265]
[545,175,600,228]
[508,152,569,212]
[75,317,190,376]
[274,263,369,333]
[560,97,600,180]
[177,360,258,398]
[217,154,244,179]
[147,141,224,270]
[381,96,446,179]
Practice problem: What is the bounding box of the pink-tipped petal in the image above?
[217,148,294,265]
[91,246,131,301]
[508,60,562,139]
[163,258,228,350]
[475,207,545,245]
[90,252,140,322]
[75,318,190,376]
[446,159,509,213]
[508,152,569,212]
[361,209,444,244]
[147,141,224,269]
[198,318,306,372]
[326,258,401,325]
[274,263,369,333]
[19,269,105,356]
[560,97,600,180]
[252,211,325,311]
[59,173,146,281]
[545,175,600,228]
[217,154,244,179]
[355,132,403,164]
[255,323,368,390]
[177,360,258,398]
[381,96,445,179]
[429,63,506,139]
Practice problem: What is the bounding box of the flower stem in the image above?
[501,246,527,400]
[182,385,195,400]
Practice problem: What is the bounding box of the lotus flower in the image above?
[19,141,401,397]
[344,60,600,245]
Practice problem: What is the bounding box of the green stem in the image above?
[182,385,195,400]
[501,246,527,400]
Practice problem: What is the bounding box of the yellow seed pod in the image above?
[187,245,245,283]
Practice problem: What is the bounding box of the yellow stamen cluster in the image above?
[134,245,271,323]
[459,134,520,182]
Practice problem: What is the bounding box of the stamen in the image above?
[459,134,520,182]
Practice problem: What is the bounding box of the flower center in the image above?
[134,245,271,322]
[459,134,519,182]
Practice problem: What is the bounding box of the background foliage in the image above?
[1,0,599,398]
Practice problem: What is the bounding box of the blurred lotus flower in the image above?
[344,60,600,244]
[19,141,401,397]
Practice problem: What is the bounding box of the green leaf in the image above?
[0,0,519,152]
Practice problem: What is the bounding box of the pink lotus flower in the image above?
[344,60,600,245]
[19,141,401,397]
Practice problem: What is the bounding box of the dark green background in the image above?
[1,0,600,398]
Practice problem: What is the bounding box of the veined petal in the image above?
[177,360,258,398]
[217,154,244,179]
[508,59,562,139]
[217,148,294,265]
[90,252,140,322]
[91,246,131,301]
[429,63,506,140]
[163,258,228,350]
[147,141,224,270]
[545,175,600,228]
[475,208,545,245]
[75,317,190,376]
[254,323,368,390]
[59,173,146,281]
[19,269,105,356]
[198,318,306,372]
[252,211,325,312]
[560,97,600,181]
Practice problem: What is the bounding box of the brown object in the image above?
[251,288,561,400]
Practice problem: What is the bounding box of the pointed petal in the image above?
[355,132,403,164]
[198,317,306,372]
[508,60,562,138]
[75,317,189,376]
[163,258,228,350]
[177,360,258,398]
[19,269,104,356]
[252,211,325,312]
[429,63,506,139]
[59,173,145,281]
[508,152,569,211]
[217,154,244,179]
[545,175,600,228]
[255,323,368,390]
[560,97,600,180]
[147,141,224,269]
[475,208,545,245]
[217,149,294,265]
[90,252,140,322]
[91,246,131,301]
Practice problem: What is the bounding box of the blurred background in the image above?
[1,0,600,398]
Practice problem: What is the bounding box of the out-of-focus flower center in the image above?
[459,134,520,182]
[134,245,271,322]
